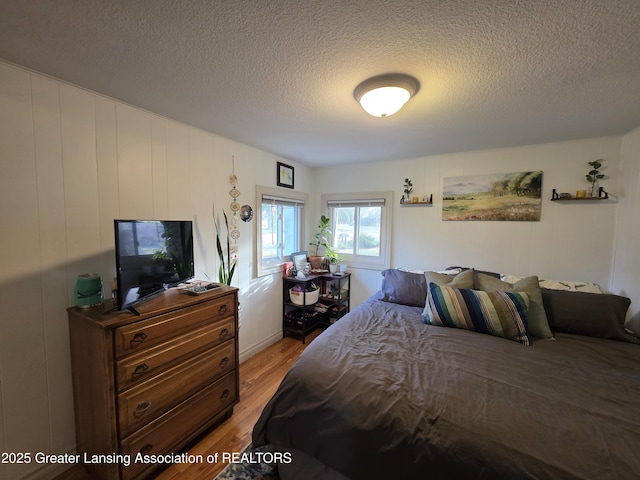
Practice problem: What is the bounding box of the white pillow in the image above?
[500,274,604,294]
[396,267,427,274]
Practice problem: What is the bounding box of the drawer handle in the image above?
[130,332,148,346]
[132,363,149,377]
[134,400,151,417]
[219,328,230,340]
[217,304,228,316]
[139,444,153,455]
[219,357,229,369]
[220,389,230,401]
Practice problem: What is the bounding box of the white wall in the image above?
[314,137,623,308]
[0,61,313,480]
[611,125,640,332]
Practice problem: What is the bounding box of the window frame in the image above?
[255,185,308,277]
[321,191,393,270]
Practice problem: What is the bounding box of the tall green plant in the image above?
[309,215,331,256]
[213,206,236,285]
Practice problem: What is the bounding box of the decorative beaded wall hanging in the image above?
[229,156,240,252]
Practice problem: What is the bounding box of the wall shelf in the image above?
[551,187,610,201]
[400,194,433,206]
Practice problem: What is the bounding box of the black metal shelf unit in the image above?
[282,273,351,344]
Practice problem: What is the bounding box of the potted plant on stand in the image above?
[325,246,343,274]
[309,215,331,270]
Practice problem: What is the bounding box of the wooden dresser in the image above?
[68,286,239,480]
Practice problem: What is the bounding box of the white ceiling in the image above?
[1,0,640,168]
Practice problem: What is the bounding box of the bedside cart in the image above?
[282,273,351,343]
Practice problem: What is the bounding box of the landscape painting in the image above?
[442,171,543,221]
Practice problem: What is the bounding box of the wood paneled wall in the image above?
[0,61,312,480]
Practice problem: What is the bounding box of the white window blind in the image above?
[326,198,386,208]
[262,194,305,207]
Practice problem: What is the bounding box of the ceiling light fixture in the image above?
[354,73,420,118]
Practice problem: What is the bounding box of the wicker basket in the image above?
[289,287,320,306]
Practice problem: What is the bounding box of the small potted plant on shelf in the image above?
[325,246,342,274]
[585,159,606,197]
[402,178,413,203]
[309,215,331,270]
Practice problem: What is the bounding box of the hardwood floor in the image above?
[55,329,321,480]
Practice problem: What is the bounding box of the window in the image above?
[322,191,392,270]
[256,186,307,277]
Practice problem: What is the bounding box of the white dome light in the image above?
[354,74,419,118]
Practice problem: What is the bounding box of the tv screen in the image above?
[114,219,195,311]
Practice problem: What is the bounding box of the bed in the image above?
[252,268,640,479]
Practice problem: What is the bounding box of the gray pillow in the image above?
[475,273,554,340]
[540,288,639,344]
[377,269,428,307]
[424,269,475,289]
[422,269,475,320]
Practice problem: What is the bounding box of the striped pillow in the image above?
[426,283,531,345]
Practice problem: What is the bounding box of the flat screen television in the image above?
[114,219,195,312]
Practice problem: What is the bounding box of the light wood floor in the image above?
[55,329,321,480]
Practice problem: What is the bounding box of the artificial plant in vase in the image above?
[403,178,413,203]
[585,159,605,197]
[213,205,237,285]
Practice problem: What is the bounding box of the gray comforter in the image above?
[253,296,640,479]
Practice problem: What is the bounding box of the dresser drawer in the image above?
[117,341,235,437]
[115,318,235,391]
[119,372,237,480]
[114,295,235,358]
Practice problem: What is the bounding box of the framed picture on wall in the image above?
[277,162,294,189]
[442,171,543,221]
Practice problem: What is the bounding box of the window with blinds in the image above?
[323,192,392,270]
[256,186,307,277]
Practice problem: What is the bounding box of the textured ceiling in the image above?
[1,0,640,167]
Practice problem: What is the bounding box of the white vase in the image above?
[329,264,339,273]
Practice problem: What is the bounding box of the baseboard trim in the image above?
[22,450,75,480]
[239,331,282,363]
